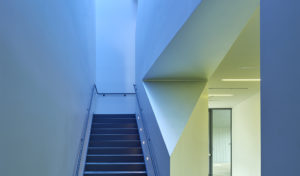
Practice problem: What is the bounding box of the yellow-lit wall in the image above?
[233,92,261,176]
[171,87,209,176]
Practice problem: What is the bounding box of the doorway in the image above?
[209,109,232,176]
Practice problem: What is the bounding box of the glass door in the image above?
[209,109,232,176]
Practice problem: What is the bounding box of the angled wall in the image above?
[171,87,209,176]
[261,1,300,175]
[136,0,202,77]
[145,0,260,80]
[136,0,260,175]
[144,81,205,154]
[135,1,202,175]
[0,1,95,176]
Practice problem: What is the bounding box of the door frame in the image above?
[209,108,232,176]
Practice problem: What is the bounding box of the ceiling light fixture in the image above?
[239,66,257,70]
[208,94,234,97]
[221,78,261,82]
[209,87,248,90]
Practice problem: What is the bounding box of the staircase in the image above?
[84,114,147,176]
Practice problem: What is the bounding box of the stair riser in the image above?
[91,128,138,134]
[93,118,136,123]
[84,114,147,176]
[86,156,144,163]
[89,141,141,147]
[94,114,136,119]
[88,148,143,155]
[92,123,137,128]
[84,173,147,176]
[85,164,146,171]
[90,135,139,141]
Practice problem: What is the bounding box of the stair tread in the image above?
[88,147,142,149]
[92,123,137,127]
[90,139,140,141]
[92,123,137,125]
[87,154,143,156]
[86,162,145,165]
[94,114,136,117]
[90,134,139,136]
[93,128,138,130]
[94,118,136,120]
[84,171,146,174]
[88,140,141,147]
[84,114,146,175]
[91,134,138,135]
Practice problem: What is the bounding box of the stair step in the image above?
[94,114,136,119]
[88,147,143,155]
[91,128,138,134]
[85,162,145,171]
[92,123,137,129]
[93,118,136,123]
[89,140,141,147]
[89,134,140,140]
[86,154,144,163]
[84,114,146,175]
[84,171,147,176]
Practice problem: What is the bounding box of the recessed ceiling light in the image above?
[209,88,248,90]
[221,78,261,82]
[239,66,257,70]
[208,94,234,97]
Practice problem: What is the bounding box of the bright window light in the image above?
[221,78,261,82]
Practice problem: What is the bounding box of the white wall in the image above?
[94,94,136,114]
[232,92,261,176]
[0,1,95,176]
[136,0,202,77]
[96,0,137,93]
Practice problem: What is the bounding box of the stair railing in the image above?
[74,84,159,176]
[73,84,97,176]
[134,84,159,176]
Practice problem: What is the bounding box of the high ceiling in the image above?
[208,8,260,108]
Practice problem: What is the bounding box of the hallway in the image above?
[1,0,300,176]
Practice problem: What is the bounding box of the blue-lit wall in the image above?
[135,1,202,175]
[95,0,137,93]
[0,1,95,176]
[261,1,300,176]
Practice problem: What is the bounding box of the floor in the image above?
[213,163,231,176]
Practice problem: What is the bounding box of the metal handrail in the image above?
[133,84,159,176]
[94,84,135,95]
[97,92,136,95]
[73,84,97,176]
